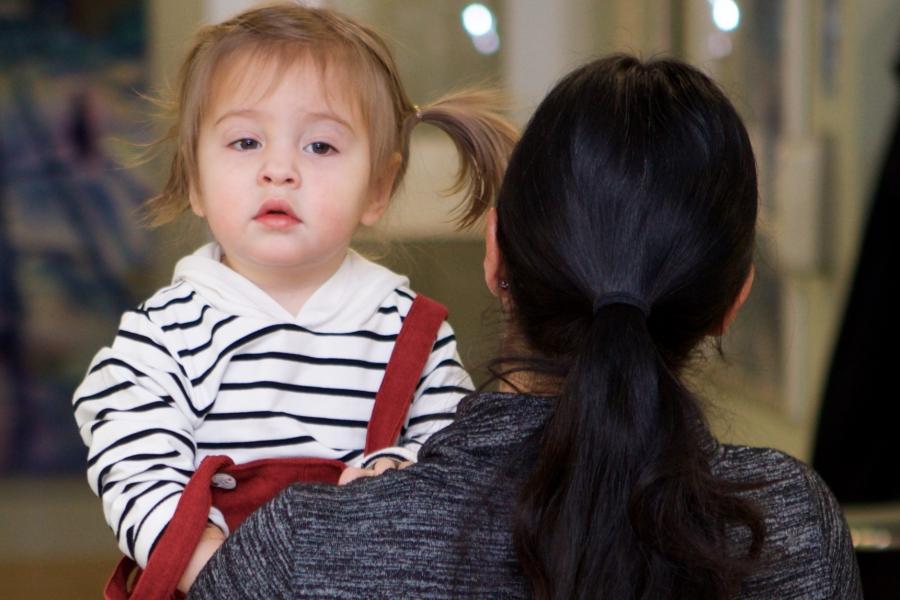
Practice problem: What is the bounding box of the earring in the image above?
[498,280,510,290]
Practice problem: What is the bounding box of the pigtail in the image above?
[407,90,518,228]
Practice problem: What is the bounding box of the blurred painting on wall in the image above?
[0,0,156,473]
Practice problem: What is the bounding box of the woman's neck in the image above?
[490,328,563,396]
[492,343,564,397]
[498,370,562,396]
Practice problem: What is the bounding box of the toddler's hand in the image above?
[177,524,225,593]
[338,457,406,485]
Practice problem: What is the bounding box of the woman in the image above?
[188,55,861,599]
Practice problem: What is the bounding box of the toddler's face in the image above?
[191,55,390,288]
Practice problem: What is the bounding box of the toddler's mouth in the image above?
[254,199,300,227]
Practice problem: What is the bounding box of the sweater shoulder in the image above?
[715,445,842,525]
[714,445,808,486]
[715,445,861,599]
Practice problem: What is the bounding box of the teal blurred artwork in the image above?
[0,0,153,472]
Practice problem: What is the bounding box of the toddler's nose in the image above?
[258,154,300,187]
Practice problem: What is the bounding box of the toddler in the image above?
[72,2,516,591]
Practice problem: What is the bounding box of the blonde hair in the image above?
[145,2,518,228]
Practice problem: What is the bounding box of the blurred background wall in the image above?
[0,0,897,597]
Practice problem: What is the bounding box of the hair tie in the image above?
[592,292,649,318]
[412,104,422,121]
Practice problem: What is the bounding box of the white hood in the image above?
[173,243,409,330]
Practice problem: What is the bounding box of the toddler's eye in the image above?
[304,141,336,155]
[229,138,260,151]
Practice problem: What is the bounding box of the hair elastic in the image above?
[592,292,649,318]
[412,104,422,120]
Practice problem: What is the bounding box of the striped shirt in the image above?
[72,243,472,567]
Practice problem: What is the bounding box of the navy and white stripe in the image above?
[73,246,472,567]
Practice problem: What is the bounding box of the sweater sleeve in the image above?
[361,318,473,466]
[72,309,225,567]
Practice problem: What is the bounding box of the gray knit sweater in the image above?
[188,392,862,599]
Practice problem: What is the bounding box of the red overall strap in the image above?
[365,294,448,454]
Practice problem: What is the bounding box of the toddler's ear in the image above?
[189,186,206,218]
[361,153,402,226]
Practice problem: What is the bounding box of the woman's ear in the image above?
[361,153,401,226]
[714,266,754,335]
[483,207,504,296]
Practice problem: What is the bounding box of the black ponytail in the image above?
[495,55,765,599]
[516,306,664,598]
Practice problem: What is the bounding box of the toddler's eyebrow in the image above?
[214,109,353,132]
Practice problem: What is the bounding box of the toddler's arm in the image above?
[73,308,222,567]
